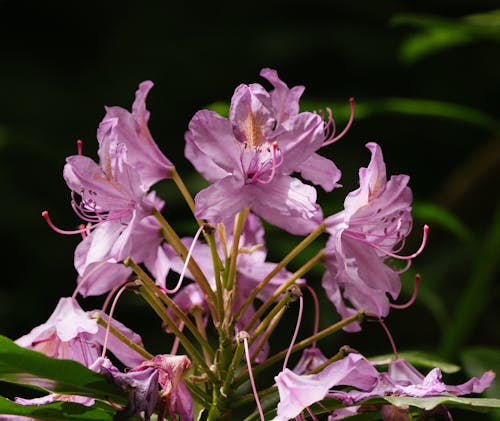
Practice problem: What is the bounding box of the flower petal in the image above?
[251,175,323,235]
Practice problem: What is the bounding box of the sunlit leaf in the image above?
[0,335,126,404]
[372,395,500,411]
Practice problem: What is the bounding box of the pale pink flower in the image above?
[322,142,425,330]
[98,80,173,189]
[185,68,342,235]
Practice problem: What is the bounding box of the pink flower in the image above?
[328,358,496,418]
[93,357,159,421]
[62,151,168,295]
[131,355,193,421]
[322,142,425,330]
[185,68,342,235]
[98,81,173,190]
[272,353,378,421]
[15,297,147,369]
[15,297,100,367]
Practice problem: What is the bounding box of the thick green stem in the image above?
[221,332,247,397]
[236,223,325,320]
[245,249,325,332]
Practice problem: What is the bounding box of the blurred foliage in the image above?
[392,9,500,63]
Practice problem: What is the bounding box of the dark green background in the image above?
[0,0,498,418]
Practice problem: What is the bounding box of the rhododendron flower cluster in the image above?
[3,69,495,421]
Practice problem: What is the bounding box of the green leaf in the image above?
[0,396,115,421]
[0,335,126,403]
[368,351,461,374]
[370,395,500,412]
[412,202,474,243]
[391,11,500,64]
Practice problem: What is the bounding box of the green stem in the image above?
[245,249,325,332]
[134,278,217,384]
[171,166,196,217]
[206,228,225,323]
[153,208,218,321]
[220,333,247,397]
[226,208,250,290]
[92,313,154,360]
[250,306,286,363]
[236,223,325,320]
[307,345,355,375]
[185,381,211,408]
[193,306,213,365]
[249,286,296,345]
[235,310,364,386]
[123,258,214,358]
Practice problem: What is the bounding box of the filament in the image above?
[391,274,421,310]
[344,224,429,261]
[305,284,320,346]
[101,283,129,360]
[378,317,398,360]
[283,295,304,370]
[164,224,205,294]
[243,336,265,421]
[323,97,355,147]
[42,211,90,235]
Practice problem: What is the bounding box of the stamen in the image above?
[378,317,398,359]
[323,97,355,147]
[42,211,89,235]
[305,284,320,347]
[164,224,205,294]
[101,283,130,360]
[391,274,421,310]
[101,282,128,312]
[345,224,429,261]
[254,142,281,185]
[283,294,304,370]
[242,332,265,421]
